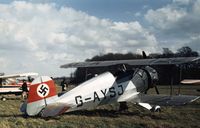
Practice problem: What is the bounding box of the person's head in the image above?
[23,80,26,83]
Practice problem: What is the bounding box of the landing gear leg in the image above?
[119,102,128,112]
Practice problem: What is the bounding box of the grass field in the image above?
[0,85,199,128]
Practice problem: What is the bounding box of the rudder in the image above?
[24,76,57,116]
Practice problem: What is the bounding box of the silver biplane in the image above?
[20,56,200,117]
[0,72,38,100]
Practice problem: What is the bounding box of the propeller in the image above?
[142,51,147,59]
[142,51,160,95]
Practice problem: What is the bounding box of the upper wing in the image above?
[0,72,38,79]
[181,79,200,85]
[60,57,200,68]
[137,94,200,106]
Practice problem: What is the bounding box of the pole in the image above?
[170,65,174,96]
[170,75,173,96]
[85,68,88,80]
[178,65,183,95]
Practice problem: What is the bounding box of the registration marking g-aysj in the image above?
[75,85,124,107]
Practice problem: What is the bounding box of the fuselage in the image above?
[22,68,154,117]
[57,69,149,112]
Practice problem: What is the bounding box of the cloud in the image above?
[0,57,9,68]
[185,35,200,53]
[173,0,191,5]
[144,0,200,52]
[145,5,187,30]
[0,1,159,76]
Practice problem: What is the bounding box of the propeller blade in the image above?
[155,86,160,94]
[142,51,147,59]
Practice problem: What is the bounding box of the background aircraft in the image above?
[181,79,200,85]
[0,72,38,100]
[20,57,200,117]
[181,79,200,92]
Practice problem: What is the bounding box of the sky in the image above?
[0,0,200,77]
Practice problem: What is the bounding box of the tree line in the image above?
[71,46,200,85]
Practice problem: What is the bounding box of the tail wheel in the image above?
[38,108,45,117]
[1,97,6,101]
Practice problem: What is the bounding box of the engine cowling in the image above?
[131,66,158,93]
[143,66,158,89]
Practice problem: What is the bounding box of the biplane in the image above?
[0,72,38,100]
[20,56,200,117]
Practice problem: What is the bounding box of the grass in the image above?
[0,85,199,128]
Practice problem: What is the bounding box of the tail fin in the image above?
[25,76,57,116]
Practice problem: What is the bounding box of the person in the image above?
[0,78,2,86]
[28,76,34,82]
[21,80,28,100]
[61,78,67,92]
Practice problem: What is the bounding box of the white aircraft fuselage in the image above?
[21,66,199,117]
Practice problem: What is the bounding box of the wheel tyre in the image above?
[155,107,161,112]
[1,97,6,101]
[151,105,161,112]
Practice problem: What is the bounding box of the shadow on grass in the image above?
[0,113,62,121]
[63,109,140,118]
[63,106,176,121]
[0,114,24,118]
[0,109,169,122]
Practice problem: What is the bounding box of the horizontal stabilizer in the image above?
[137,94,200,106]
[39,103,72,117]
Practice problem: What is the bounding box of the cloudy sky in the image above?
[0,0,200,77]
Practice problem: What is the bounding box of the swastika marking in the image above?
[37,83,50,98]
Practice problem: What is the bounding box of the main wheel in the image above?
[151,105,161,112]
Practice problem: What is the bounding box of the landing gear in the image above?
[1,97,6,101]
[39,108,45,117]
[119,102,128,112]
[150,105,161,112]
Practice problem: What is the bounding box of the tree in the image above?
[162,48,174,58]
[176,46,199,57]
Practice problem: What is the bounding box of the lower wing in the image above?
[134,94,199,111]
[137,94,199,106]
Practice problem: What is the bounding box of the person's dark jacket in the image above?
[22,82,28,92]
